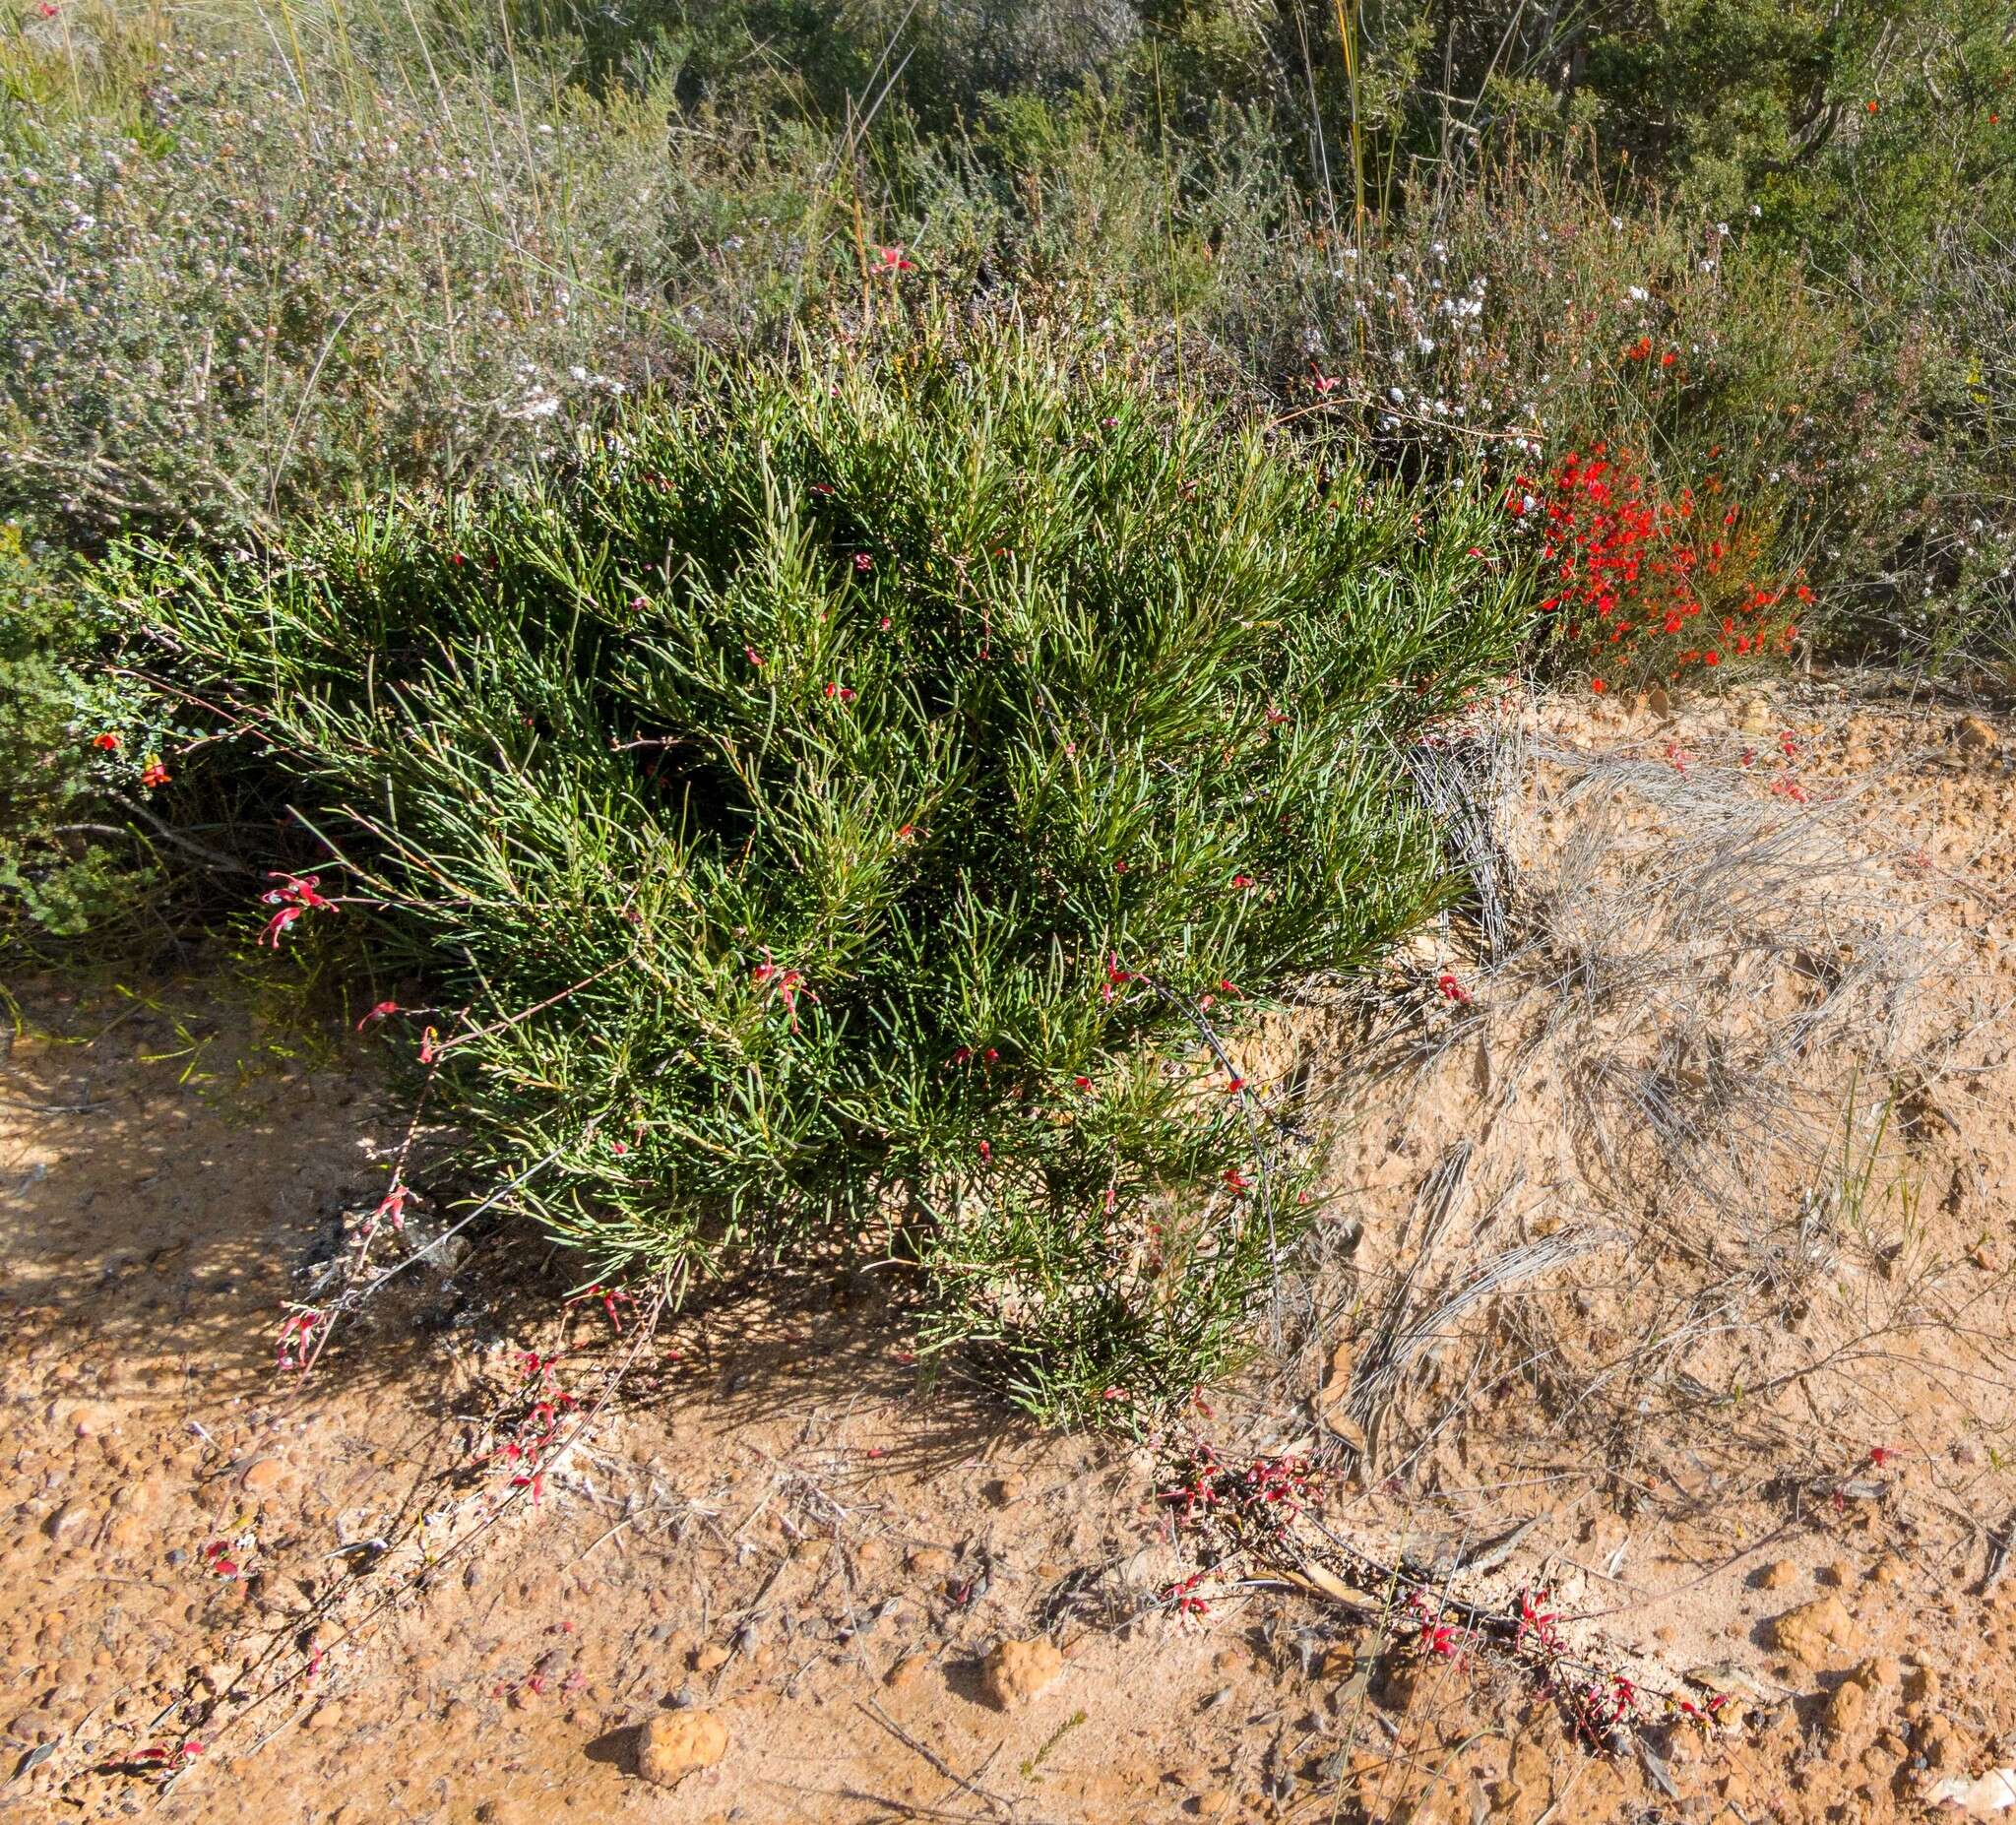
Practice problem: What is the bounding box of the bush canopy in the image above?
[109,342,1525,1419]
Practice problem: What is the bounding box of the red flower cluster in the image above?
[1161,1444,1318,1539]
[1162,1569,1212,1616]
[478,1350,583,1510]
[1511,446,1798,690]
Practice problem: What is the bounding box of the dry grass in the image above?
[1257,698,2015,1528]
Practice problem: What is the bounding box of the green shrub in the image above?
[0,522,161,947]
[0,24,800,545]
[103,339,1526,1420]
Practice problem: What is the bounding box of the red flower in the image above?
[871,246,914,274]
[853,552,873,573]
[1435,971,1472,1006]
[1309,368,1341,396]
[1223,1167,1252,1193]
[92,731,119,751]
[258,873,335,947]
[276,1310,320,1372]
[751,948,816,1031]
[355,999,400,1031]
[140,759,170,788]
[1228,873,1255,891]
[567,1283,633,1333]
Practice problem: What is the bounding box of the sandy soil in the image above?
[5,682,2015,1825]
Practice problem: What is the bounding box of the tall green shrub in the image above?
[104,340,1526,1419]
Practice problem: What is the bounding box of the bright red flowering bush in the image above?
[1510,446,1802,692]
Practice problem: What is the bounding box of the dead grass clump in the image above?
[1295,709,2010,1514]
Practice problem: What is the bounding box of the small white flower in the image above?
[1626,285,1649,302]
[1388,387,1405,404]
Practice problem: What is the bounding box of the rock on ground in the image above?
[1769,1595,1862,1668]
[635,1711,728,1787]
[980,1637,1063,1709]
